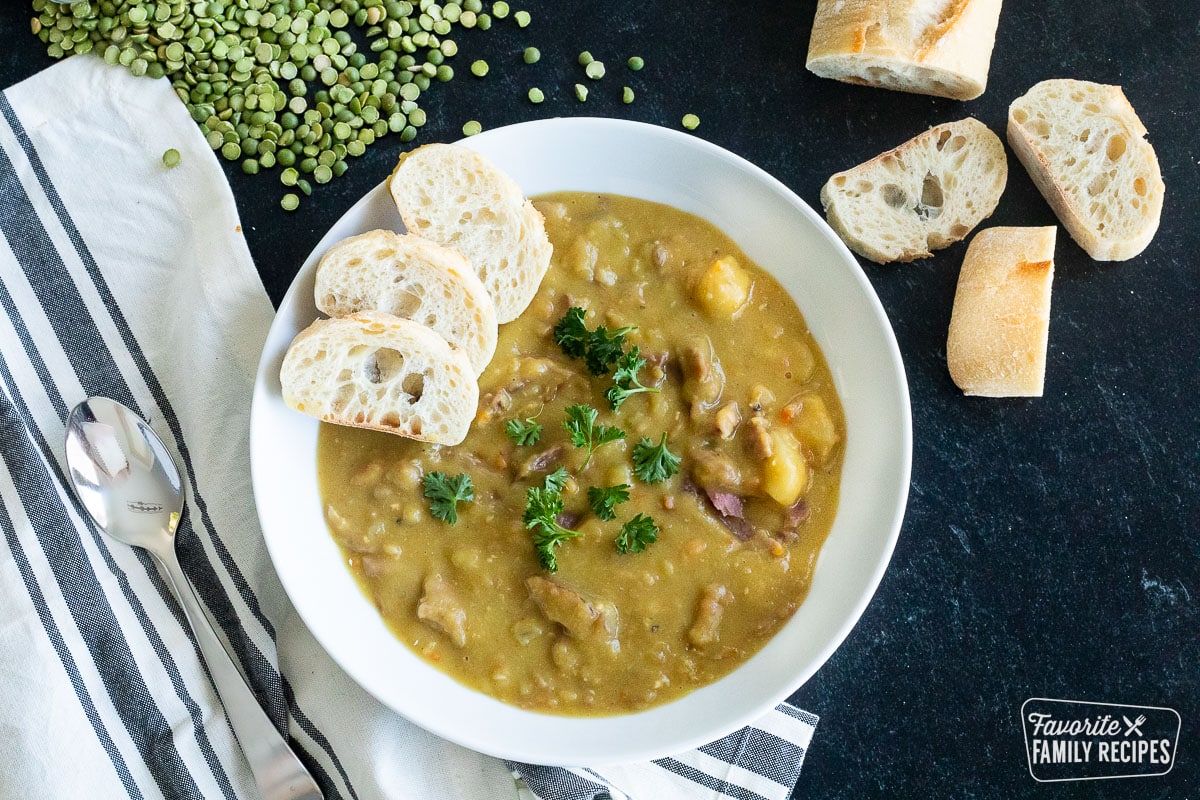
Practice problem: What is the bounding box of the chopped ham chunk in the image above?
[688,584,730,647]
[526,576,619,653]
[417,573,467,648]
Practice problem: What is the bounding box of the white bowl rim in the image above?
[250,116,912,765]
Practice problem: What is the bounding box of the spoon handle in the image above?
[152,547,324,800]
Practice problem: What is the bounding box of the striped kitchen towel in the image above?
[509,703,819,800]
[0,56,817,800]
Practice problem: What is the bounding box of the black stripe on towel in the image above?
[0,158,238,799]
[0,487,142,799]
[280,679,359,800]
[0,92,357,800]
[778,704,820,728]
[0,369,203,800]
[698,726,805,789]
[507,762,612,800]
[653,756,771,800]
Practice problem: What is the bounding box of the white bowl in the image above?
[250,117,911,765]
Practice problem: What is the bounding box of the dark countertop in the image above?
[3,1,1196,796]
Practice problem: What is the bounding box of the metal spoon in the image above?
[64,397,323,800]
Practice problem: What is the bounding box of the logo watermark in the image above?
[1021,698,1181,782]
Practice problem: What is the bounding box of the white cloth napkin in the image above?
[0,56,817,800]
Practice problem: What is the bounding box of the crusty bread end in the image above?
[946,226,1056,397]
[806,0,1003,101]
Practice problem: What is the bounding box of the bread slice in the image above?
[1007,79,1164,261]
[946,227,1056,397]
[314,230,498,376]
[280,311,478,445]
[820,118,1007,263]
[806,0,1003,101]
[388,143,553,324]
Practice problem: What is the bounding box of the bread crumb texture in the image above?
[946,227,1057,397]
[821,117,1007,263]
[314,229,498,375]
[280,311,477,444]
[388,143,552,322]
[1008,79,1164,261]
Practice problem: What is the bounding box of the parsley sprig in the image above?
[632,433,682,484]
[563,404,626,467]
[505,417,543,446]
[553,306,637,376]
[587,484,630,521]
[543,466,570,493]
[554,308,661,411]
[422,472,474,525]
[605,346,662,411]
[524,469,581,572]
[584,325,635,376]
[551,306,589,359]
[616,513,659,554]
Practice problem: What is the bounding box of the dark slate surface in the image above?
[3,1,1196,796]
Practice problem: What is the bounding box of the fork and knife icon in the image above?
[1122,714,1147,737]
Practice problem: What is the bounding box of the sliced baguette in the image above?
[946,226,1056,397]
[821,118,1007,263]
[388,143,552,323]
[280,311,477,445]
[806,0,1003,101]
[314,229,498,376]
[1007,79,1164,261]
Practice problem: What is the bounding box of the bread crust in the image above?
[806,0,1004,100]
[946,226,1056,397]
[1007,79,1164,261]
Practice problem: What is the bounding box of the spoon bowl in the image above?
[64,396,184,549]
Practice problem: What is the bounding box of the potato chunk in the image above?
[567,236,599,280]
[762,429,808,507]
[694,256,752,317]
[783,394,840,464]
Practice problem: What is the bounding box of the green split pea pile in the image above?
[30,0,531,210]
[30,1,696,210]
